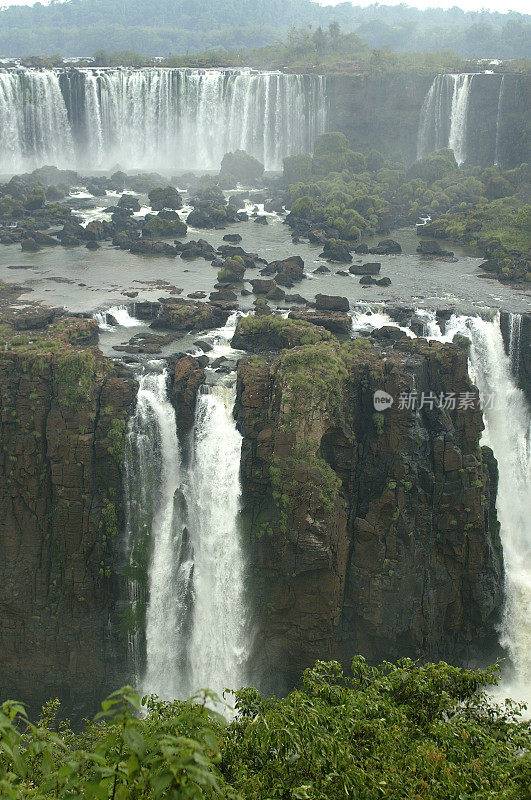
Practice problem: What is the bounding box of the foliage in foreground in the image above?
[1,658,529,799]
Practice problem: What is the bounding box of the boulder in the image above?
[349,262,381,275]
[319,239,353,263]
[369,239,402,255]
[376,277,392,286]
[354,243,369,254]
[251,278,276,295]
[223,233,242,243]
[417,240,455,257]
[315,294,350,312]
[359,275,377,285]
[288,310,351,335]
[21,237,40,252]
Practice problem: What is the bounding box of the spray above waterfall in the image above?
[0,67,327,173]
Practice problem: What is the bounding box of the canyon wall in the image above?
[236,333,503,694]
[0,308,135,721]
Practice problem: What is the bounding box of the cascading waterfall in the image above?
[494,74,505,166]
[94,304,143,330]
[125,354,248,703]
[127,370,192,700]
[508,312,522,383]
[0,69,74,173]
[0,67,327,173]
[186,382,248,699]
[447,74,472,166]
[446,314,530,705]
[417,73,472,165]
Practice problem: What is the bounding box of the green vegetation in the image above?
[220,150,264,185]
[278,341,348,423]
[284,138,530,282]
[1,659,529,799]
[2,0,529,60]
[233,315,333,351]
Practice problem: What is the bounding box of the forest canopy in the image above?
[0,0,529,58]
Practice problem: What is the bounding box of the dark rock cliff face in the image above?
[325,72,529,166]
[0,310,136,722]
[235,337,503,694]
[326,73,433,162]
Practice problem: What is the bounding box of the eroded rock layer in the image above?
[235,335,503,694]
[0,307,136,721]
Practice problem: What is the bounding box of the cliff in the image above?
[235,330,503,694]
[326,73,433,162]
[326,71,529,166]
[0,305,136,722]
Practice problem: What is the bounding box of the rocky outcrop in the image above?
[0,308,136,722]
[235,336,503,694]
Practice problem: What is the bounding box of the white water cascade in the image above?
[447,74,472,166]
[125,357,248,703]
[186,382,248,699]
[0,69,74,173]
[0,68,327,173]
[445,314,530,704]
[417,73,472,165]
[128,370,191,700]
[94,304,143,330]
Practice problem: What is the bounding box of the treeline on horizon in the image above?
[0,0,529,60]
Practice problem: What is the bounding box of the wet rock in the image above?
[223,233,243,243]
[254,215,268,225]
[336,270,349,276]
[376,277,392,286]
[285,294,307,304]
[313,265,330,274]
[129,239,177,256]
[417,239,455,257]
[315,294,350,312]
[266,286,286,303]
[169,354,205,430]
[117,193,141,212]
[151,298,229,332]
[188,291,207,299]
[288,309,351,335]
[319,239,353,263]
[21,237,40,252]
[349,262,381,275]
[266,256,304,281]
[353,243,369,254]
[308,229,328,245]
[369,238,402,255]
[231,313,331,352]
[251,278,276,295]
[359,275,377,285]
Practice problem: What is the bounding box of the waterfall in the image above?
[494,74,505,166]
[0,67,327,173]
[186,382,248,698]
[94,304,143,330]
[127,370,191,700]
[447,74,472,166]
[125,361,248,703]
[0,69,74,173]
[508,312,522,383]
[447,314,530,705]
[417,73,472,165]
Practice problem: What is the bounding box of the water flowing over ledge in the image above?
[0,68,327,173]
[417,72,514,167]
[124,359,249,704]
